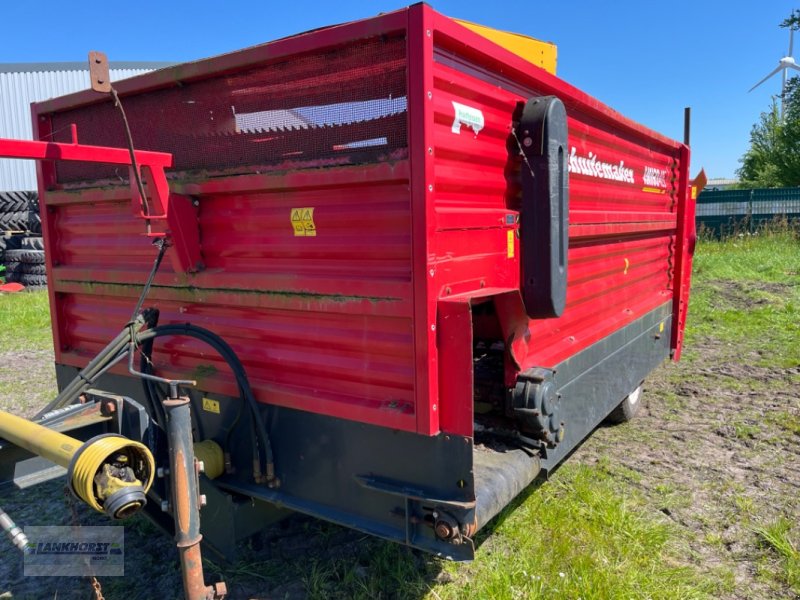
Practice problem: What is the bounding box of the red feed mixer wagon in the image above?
[0,4,696,597]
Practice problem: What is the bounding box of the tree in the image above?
[737,99,784,187]
[775,78,800,184]
[737,11,800,187]
[780,9,800,30]
[737,57,800,187]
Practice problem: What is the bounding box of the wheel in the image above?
[0,210,29,232]
[2,249,44,264]
[7,273,47,288]
[26,193,39,213]
[3,261,46,276]
[0,234,21,255]
[20,236,44,251]
[27,210,41,234]
[0,191,29,213]
[605,384,643,424]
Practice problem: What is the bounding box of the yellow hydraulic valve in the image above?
[193,439,225,480]
[0,409,154,519]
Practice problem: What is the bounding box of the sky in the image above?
[2,1,798,179]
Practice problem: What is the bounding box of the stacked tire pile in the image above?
[0,191,46,290]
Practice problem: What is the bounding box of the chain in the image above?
[91,577,105,600]
[63,487,105,600]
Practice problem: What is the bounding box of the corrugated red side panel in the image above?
[33,5,690,438]
[34,13,424,433]
[427,10,684,374]
[46,164,416,431]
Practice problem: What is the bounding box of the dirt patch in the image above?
[575,337,800,599]
[707,279,795,310]
[0,348,56,417]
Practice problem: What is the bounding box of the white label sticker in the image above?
[451,101,485,136]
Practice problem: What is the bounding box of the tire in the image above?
[6,272,47,288]
[3,261,47,276]
[0,191,29,213]
[0,210,29,232]
[605,385,643,424]
[0,235,22,254]
[20,236,44,251]
[2,249,45,264]
[27,210,41,234]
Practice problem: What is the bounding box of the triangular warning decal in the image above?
[290,207,317,237]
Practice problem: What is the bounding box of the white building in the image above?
[0,62,171,191]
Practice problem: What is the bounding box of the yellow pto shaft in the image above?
[0,409,154,519]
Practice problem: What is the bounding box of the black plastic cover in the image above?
[517,96,569,318]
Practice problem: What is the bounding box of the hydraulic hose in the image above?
[34,308,274,484]
[135,324,275,482]
[139,323,242,472]
[36,316,146,418]
[0,506,29,554]
[140,348,167,427]
[139,327,262,480]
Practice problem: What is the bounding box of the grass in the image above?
[1,227,798,598]
[0,290,52,351]
[198,463,722,600]
[0,290,54,414]
[765,410,800,437]
[754,518,800,593]
[687,228,800,367]
[731,419,760,440]
[430,464,719,600]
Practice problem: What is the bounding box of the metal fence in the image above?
[696,187,800,236]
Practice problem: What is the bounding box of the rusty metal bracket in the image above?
[88,51,112,93]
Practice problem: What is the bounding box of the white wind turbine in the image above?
[749,22,800,119]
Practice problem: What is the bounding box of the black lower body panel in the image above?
[56,366,481,560]
[541,302,672,471]
[51,303,672,560]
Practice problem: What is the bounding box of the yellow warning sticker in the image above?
[659,322,665,333]
[507,230,515,258]
[623,258,630,274]
[290,207,316,237]
[642,186,666,194]
[202,397,220,414]
[691,186,698,200]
